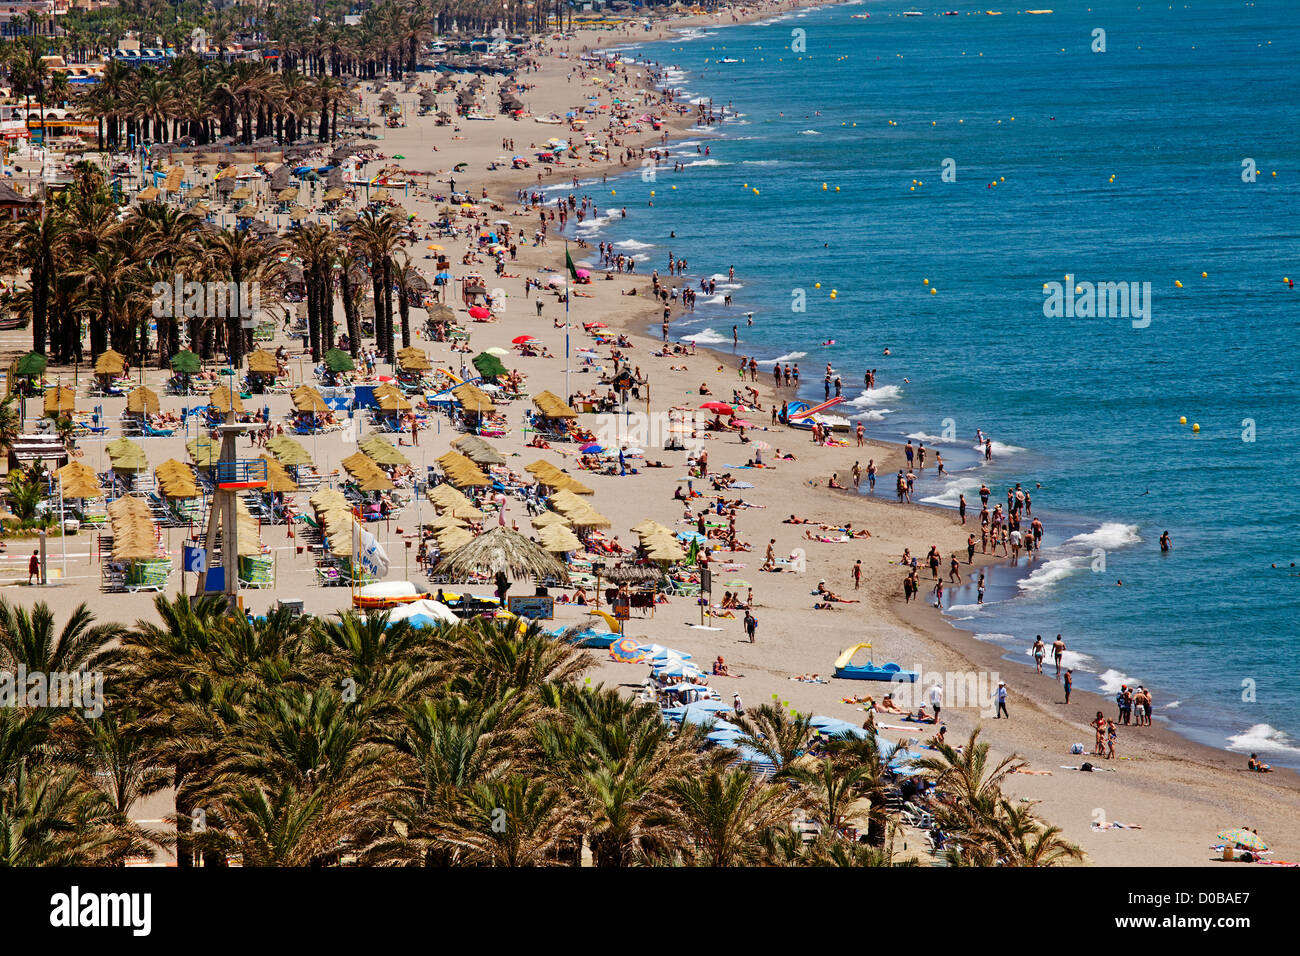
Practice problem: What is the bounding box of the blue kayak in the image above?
[834,661,918,682]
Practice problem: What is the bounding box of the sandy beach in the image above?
[3,0,1296,867]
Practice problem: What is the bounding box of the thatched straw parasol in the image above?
[247,349,278,374]
[531,511,569,530]
[359,434,410,467]
[342,451,393,491]
[106,437,148,472]
[266,434,313,467]
[56,461,102,498]
[126,386,160,416]
[397,346,432,371]
[434,526,475,552]
[451,434,506,467]
[426,513,468,530]
[260,455,298,493]
[537,524,582,553]
[155,459,200,498]
[187,436,221,467]
[94,349,127,377]
[43,386,76,417]
[604,565,663,585]
[532,390,577,419]
[434,526,569,583]
[436,451,490,488]
[291,385,330,414]
[209,385,245,415]
[566,508,613,529]
[455,383,495,415]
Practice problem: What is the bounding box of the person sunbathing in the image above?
[712,656,731,676]
[784,515,810,524]
[1248,753,1272,772]
[878,694,908,715]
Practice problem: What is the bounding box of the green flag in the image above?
[565,248,578,280]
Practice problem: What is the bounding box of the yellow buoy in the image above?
[930,288,937,295]
[1192,423,1200,432]
[1175,280,1183,288]
[830,291,837,298]
[1200,271,1206,277]
[835,186,840,191]
[923,278,929,285]
[1179,416,1187,425]
[822,183,828,190]
[814,282,821,289]
[752,188,759,194]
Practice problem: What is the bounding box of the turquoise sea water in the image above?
[566,0,1300,763]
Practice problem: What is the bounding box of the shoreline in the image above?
[539,12,1297,774]
[483,6,1300,863]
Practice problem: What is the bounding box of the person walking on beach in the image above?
[1052,635,1067,679]
[904,440,914,468]
[933,580,944,608]
[743,610,757,643]
[916,442,926,470]
[958,493,967,525]
[967,534,976,564]
[1106,719,1117,759]
[977,571,985,605]
[949,554,961,584]
[1032,636,1046,674]
[856,423,865,447]
[994,681,1009,719]
[851,461,861,490]
[852,559,862,590]
[1062,668,1073,704]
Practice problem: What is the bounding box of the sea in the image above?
[553,0,1300,765]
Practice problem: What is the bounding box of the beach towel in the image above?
[1092,822,1142,830]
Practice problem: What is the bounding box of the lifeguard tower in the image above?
[194,415,267,609]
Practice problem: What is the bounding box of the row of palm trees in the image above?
[0,593,1083,867]
[0,165,422,366]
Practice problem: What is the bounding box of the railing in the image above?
[214,459,268,487]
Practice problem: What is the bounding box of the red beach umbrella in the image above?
[511,334,537,344]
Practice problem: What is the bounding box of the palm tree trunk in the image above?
[382,256,395,365]
[340,265,360,358]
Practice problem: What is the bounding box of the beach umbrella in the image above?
[291,385,330,414]
[359,435,410,467]
[434,526,569,584]
[609,636,644,662]
[1217,829,1268,852]
[325,348,355,373]
[579,443,603,454]
[43,386,76,417]
[94,349,127,376]
[468,306,491,320]
[247,349,279,374]
[511,335,536,345]
[259,455,298,493]
[125,386,160,416]
[15,352,46,376]
[155,459,199,498]
[451,434,506,467]
[209,385,245,415]
[56,461,102,499]
[699,402,734,414]
[471,351,507,379]
[266,434,313,468]
[531,511,569,530]
[106,437,148,472]
[426,513,468,530]
[187,436,221,467]
[537,524,581,553]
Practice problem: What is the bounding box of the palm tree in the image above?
[732,702,815,778]
[0,209,69,355]
[668,767,799,866]
[0,599,122,675]
[351,208,402,365]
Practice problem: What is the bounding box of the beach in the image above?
[3,0,1296,867]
